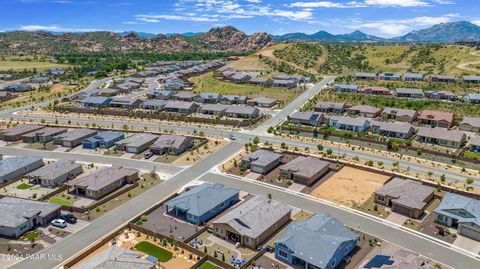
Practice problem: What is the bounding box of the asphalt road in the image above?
[203,173,480,269]
[0,146,182,176]
[7,142,243,269]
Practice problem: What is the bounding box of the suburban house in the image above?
[199,104,228,116]
[347,105,381,118]
[241,149,283,174]
[434,192,480,241]
[333,84,358,93]
[53,128,97,148]
[229,73,251,83]
[464,93,480,104]
[461,75,480,84]
[82,96,112,108]
[193,93,222,104]
[115,133,159,154]
[146,89,174,100]
[382,107,417,122]
[149,134,193,156]
[27,160,83,188]
[275,213,358,269]
[360,86,391,96]
[140,100,167,111]
[375,177,435,218]
[212,195,292,249]
[289,112,324,126]
[225,106,260,119]
[164,101,199,114]
[30,76,49,84]
[273,79,297,89]
[430,75,456,83]
[395,88,425,98]
[280,156,330,185]
[3,83,32,92]
[66,166,139,200]
[418,110,454,128]
[0,197,61,238]
[369,121,415,139]
[173,92,197,102]
[416,127,466,148]
[82,131,125,149]
[221,95,247,105]
[355,72,376,80]
[425,90,457,101]
[21,127,68,143]
[460,117,480,133]
[97,88,119,97]
[249,77,271,86]
[379,73,401,81]
[247,97,277,108]
[109,97,142,109]
[164,183,240,225]
[329,116,370,132]
[73,246,155,269]
[46,67,66,76]
[470,136,480,153]
[403,72,424,81]
[0,124,44,141]
[0,156,44,183]
[314,102,346,114]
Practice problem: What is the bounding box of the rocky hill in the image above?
[0,26,274,54]
[395,21,480,43]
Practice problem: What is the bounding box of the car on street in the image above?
[144,151,154,159]
[51,219,67,228]
[229,134,236,140]
[60,213,77,224]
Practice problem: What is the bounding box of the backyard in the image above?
[134,241,173,262]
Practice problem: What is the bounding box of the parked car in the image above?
[229,134,236,140]
[51,219,67,228]
[60,213,77,224]
[144,151,154,159]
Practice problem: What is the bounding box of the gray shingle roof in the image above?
[330,116,369,127]
[27,160,81,180]
[471,136,480,146]
[165,183,239,216]
[54,128,97,142]
[281,156,329,178]
[461,117,480,128]
[0,156,43,178]
[383,107,417,119]
[67,166,138,191]
[395,88,424,95]
[150,134,190,150]
[213,195,291,238]
[225,106,258,115]
[0,197,61,229]
[73,246,154,269]
[417,127,465,143]
[276,213,357,269]
[348,105,381,114]
[290,112,323,122]
[370,121,414,134]
[314,102,345,110]
[434,192,480,227]
[376,178,434,209]
[0,124,43,137]
[115,133,158,148]
[242,149,283,167]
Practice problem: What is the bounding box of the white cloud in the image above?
[472,20,480,26]
[363,0,430,7]
[20,25,103,32]
[289,1,366,8]
[135,14,219,22]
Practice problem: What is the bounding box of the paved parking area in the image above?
[62,219,91,233]
[386,212,409,225]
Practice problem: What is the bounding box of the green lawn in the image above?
[198,261,222,269]
[464,151,480,160]
[134,241,173,262]
[49,198,73,206]
[20,231,40,241]
[0,60,70,72]
[17,183,33,190]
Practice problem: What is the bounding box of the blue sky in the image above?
[0,0,479,37]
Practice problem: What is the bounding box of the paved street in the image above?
[7,142,243,269]
[203,173,480,269]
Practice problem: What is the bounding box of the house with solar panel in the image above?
[275,213,358,269]
[164,183,239,225]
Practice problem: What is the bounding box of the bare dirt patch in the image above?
[310,166,390,207]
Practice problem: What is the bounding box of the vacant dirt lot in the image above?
[310,166,390,207]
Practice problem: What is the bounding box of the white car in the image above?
[51,219,67,228]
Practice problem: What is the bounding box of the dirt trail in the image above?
[456,50,480,72]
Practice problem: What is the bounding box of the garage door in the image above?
[459,225,480,241]
[394,205,412,217]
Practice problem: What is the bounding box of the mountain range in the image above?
[0,21,479,55]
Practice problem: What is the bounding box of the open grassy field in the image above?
[189,71,305,106]
[0,59,69,72]
[0,83,78,109]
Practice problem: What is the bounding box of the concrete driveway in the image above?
[62,219,90,234]
[453,235,480,254]
[386,212,409,225]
